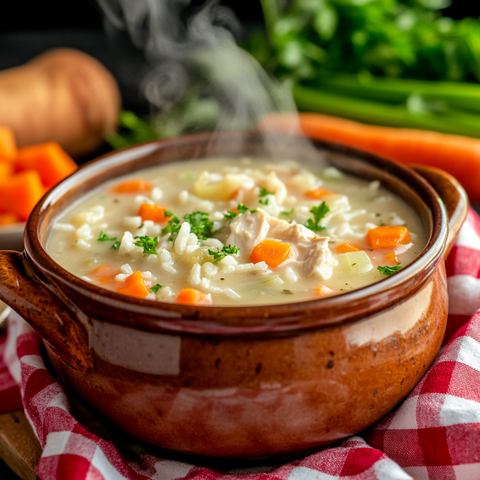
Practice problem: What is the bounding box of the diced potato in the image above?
[338,251,373,275]
[322,167,343,180]
[193,171,253,200]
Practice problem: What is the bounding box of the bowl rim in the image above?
[24,131,448,335]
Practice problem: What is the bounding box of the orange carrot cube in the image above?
[15,142,77,188]
[0,170,45,221]
[111,180,153,194]
[250,239,295,268]
[117,271,151,299]
[367,226,411,249]
[176,288,212,305]
[0,127,17,160]
[384,252,399,265]
[335,242,363,254]
[137,203,170,223]
[305,188,335,199]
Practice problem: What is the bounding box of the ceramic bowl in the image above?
[0,131,468,461]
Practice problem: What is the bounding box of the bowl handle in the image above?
[410,164,468,256]
[0,250,91,372]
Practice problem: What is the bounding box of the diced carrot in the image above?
[367,226,411,249]
[117,271,151,299]
[313,285,334,297]
[15,142,77,188]
[0,127,17,160]
[137,203,171,223]
[335,242,363,254]
[176,288,213,306]
[89,265,121,285]
[305,188,335,199]
[250,239,295,268]
[0,161,13,179]
[111,180,153,194]
[0,213,19,225]
[384,252,399,265]
[0,170,45,221]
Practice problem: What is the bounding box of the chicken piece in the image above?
[226,209,336,279]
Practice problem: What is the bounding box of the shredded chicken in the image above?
[226,209,336,279]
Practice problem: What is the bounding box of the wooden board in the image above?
[0,410,41,480]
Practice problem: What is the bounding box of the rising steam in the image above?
[97,0,298,135]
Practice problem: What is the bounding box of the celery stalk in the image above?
[293,84,480,138]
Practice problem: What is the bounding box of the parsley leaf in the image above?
[97,231,117,242]
[110,241,121,251]
[223,210,238,222]
[150,283,163,293]
[184,211,223,239]
[304,201,330,232]
[162,210,222,242]
[208,245,240,263]
[259,187,274,197]
[259,198,270,205]
[134,235,159,255]
[281,209,294,216]
[237,203,249,214]
[377,265,403,275]
[161,211,181,241]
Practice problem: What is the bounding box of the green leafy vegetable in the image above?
[110,241,121,251]
[150,284,163,293]
[97,231,117,242]
[304,201,330,232]
[162,211,181,241]
[184,211,222,240]
[134,236,159,255]
[237,203,249,214]
[281,209,294,216]
[377,265,403,275]
[259,187,274,205]
[208,245,241,263]
[162,210,221,242]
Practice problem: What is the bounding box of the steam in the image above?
[98,0,305,152]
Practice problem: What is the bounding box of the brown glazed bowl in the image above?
[0,131,468,461]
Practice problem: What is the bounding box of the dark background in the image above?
[0,1,479,478]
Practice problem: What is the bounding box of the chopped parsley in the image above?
[162,210,221,242]
[97,231,117,242]
[134,235,159,255]
[110,241,121,251]
[281,209,294,216]
[161,211,181,241]
[150,283,163,293]
[237,203,249,214]
[259,187,274,205]
[259,187,274,197]
[377,265,403,275]
[208,245,240,263]
[223,203,257,222]
[184,211,222,239]
[304,201,330,232]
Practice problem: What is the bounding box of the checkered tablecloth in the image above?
[1,208,480,480]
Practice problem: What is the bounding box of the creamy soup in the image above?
[47,158,427,306]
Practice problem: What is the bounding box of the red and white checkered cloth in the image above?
[1,207,480,480]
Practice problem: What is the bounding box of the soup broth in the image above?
[47,157,427,306]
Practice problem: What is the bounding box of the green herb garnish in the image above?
[304,201,330,232]
[237,203,249,214]
[281,209,294,216]
[134,235,159,255]
[162,211,181,241]
[110,241,121,251]
[184,211,223,240]
[259,187,274,205]
[377,265,403,275]
[97,231,117,242]
[150,284,163,293]
[208,245,240,263]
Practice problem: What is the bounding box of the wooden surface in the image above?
[0,410,41,480]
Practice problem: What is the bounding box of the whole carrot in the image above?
[260,113,480,203]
